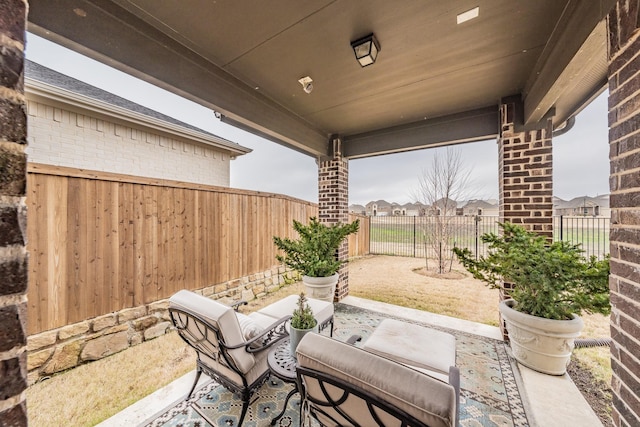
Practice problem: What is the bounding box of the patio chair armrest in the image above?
[226,315,291,353]
[230,300,248,311]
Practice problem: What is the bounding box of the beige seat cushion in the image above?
[257,294,333,327]
[363,318,456,382]
[296,333,457,427]
[169,290,255,374]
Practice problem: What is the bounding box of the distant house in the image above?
[25,60,250,186]
[349,204,366,215]
[429,198,458,216]
[402,202,427,216]
[459,199,499,216]
[365,200,392,216]
[554,195,610,217]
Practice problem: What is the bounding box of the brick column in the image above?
[318,137,350,301]
[498,99,553,337]
[608,2,640,426]
[0,1,29,425]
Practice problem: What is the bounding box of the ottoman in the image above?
[363,318,456,382]
[257,294,334,335]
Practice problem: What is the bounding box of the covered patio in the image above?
[99,294,600,427]
[2,1,640,426]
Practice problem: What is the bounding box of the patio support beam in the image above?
[522,0,616,126]
[498,97,554,338]
[342,107,499,159]
[607,2,640,426]
[0,1,29,425]
[318,136,350,301]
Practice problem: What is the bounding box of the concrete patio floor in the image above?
[98,296,603,427]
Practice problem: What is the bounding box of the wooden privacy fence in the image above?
[27,164,368,335]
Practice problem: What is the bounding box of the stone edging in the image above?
[27,265,288,384]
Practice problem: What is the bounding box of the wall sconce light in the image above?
[351,33,380,67]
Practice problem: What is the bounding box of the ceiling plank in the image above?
[343,107,499,159]
[522,0,615,125]
[27,0,329,156]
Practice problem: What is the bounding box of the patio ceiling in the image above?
[27,0,614,159]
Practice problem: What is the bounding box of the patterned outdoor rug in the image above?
[144,303,529,427]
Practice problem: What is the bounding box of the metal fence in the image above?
[369,215,610,260]
[553,215,610,260]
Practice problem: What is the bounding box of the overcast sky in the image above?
[25,33,610,206]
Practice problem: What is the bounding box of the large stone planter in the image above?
[302,274,339,302]
[500,299,583,375]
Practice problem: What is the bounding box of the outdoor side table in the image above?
[267,338,300,426]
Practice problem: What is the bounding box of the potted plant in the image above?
[453,222,610,375]
[289,292,318,357]
[273,217,359,302]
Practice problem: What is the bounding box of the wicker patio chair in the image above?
[168,290,289,426]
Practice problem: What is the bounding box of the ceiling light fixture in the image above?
[298,76,313,94]
[457,7,479,24]
[350,33,381,67]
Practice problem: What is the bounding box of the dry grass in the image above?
[574,312,612,384]
[26,283,304,427]
[349,255,501,326]
[27,333,194,427]
[26,255,610,425]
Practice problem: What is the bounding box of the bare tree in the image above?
[414,147,475,274]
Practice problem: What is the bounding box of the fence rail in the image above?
[369,215,610,260]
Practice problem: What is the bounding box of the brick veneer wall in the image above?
[497,100,554,337]
[318,144,350,301]
[608,2,640,426]
[27,264,288,384]
[498,100,554,237]
[0,1,28,425]
[26,98,232,187]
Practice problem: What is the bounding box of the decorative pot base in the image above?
[302,274,339,302]
[500,299,583,375]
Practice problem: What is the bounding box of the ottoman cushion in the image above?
[257,294,333,328]
[363,318,456,382]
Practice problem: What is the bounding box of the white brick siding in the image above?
[26,99,232,186]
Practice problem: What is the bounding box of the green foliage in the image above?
[453,222,610,320]
[273,217,360,277]
[291,292,317,330]
[282,272,302,285]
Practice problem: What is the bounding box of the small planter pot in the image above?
[302,274,339,302]
[289,324,319,358]
[500,299,584,375]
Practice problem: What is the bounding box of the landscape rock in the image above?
[27,330,57,351]
[27,347,54,370]
[144,321,171,340]
[58,321,89,340]
[43,340,81,374]
[80,331,128,361]
[92,314,117,332]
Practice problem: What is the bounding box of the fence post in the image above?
[560,215,563,241]
[475,215,480,260]
[413,216,416,258]
[368,215,371,253]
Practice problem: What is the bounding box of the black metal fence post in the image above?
[413,216,416,258]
